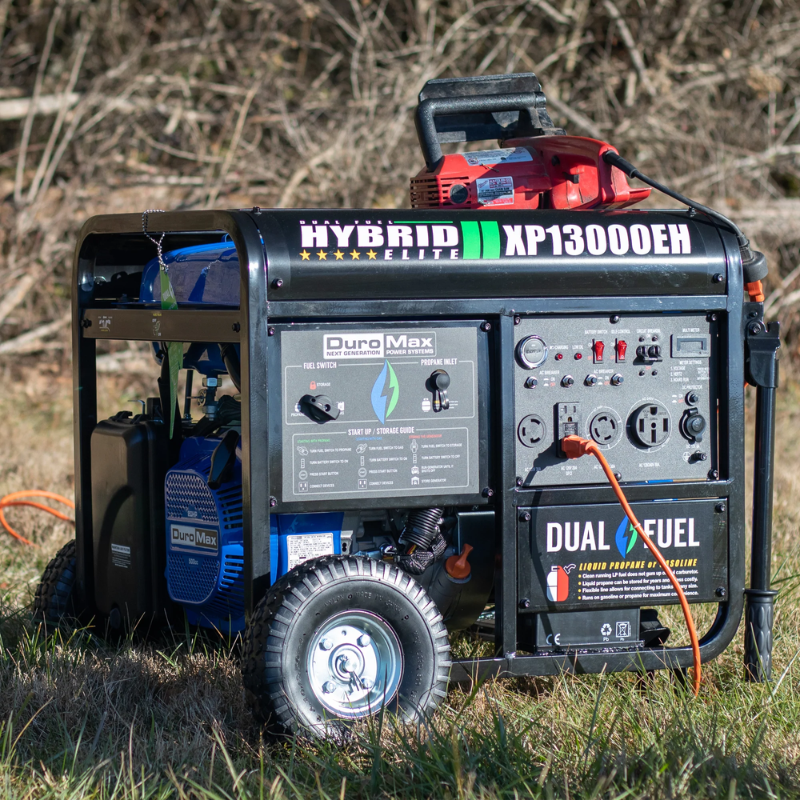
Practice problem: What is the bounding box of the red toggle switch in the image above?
[592,340,605,363]
[616,339,628,361]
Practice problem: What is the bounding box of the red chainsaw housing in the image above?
[410,136,650,211]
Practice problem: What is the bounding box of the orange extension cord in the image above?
[561,435,702,696]
[0,491,74,546]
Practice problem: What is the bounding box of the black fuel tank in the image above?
[90,412,170,625]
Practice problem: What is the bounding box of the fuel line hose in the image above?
[561,435,702,696]
[0,491,75,546]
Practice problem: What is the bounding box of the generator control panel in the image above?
[514,314,718,486]
[278,322,485,504]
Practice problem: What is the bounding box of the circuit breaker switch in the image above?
[592,340,605,362]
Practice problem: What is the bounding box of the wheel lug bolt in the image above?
[357,634,371,647]
[320,638,333,651]
[322,681,336,694]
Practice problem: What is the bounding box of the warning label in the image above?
[111,543,131,569]
[286,533,335,570]
[462,147,533,167]
[520,499,726,610]
[476,176,514,206]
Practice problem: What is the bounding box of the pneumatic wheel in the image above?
[33,539,78,627]
[241,556,451,738]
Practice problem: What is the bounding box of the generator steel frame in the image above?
[71,208,779,683]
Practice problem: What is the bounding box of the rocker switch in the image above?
[592,340,605,363]
[616,339,628,361]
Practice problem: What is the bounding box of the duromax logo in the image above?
[371,360,399,423]
[615,517,638,559]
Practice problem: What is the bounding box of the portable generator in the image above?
[35,73,780,737]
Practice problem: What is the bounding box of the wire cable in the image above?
[560,435,702,696]
[0,491,75,546]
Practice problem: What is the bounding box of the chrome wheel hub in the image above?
[307,611,403,719]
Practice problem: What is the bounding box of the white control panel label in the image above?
[286,533,335,570]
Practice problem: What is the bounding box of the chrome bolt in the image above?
[322,681,336,694]
[320,638,333,651]
[357,634,371,647]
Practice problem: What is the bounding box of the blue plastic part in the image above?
[165,436,245,634]
[182,342,229,376]
[165,438,342,634]
[142,242,242,374]
[140,241,241,306]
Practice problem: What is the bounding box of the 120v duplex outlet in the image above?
[630,402,671,448]
[556,403,581,456]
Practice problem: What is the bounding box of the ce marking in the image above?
[546,633,561,646]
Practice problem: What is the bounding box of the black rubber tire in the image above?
[33,539,78,626]
[241,556,451,738]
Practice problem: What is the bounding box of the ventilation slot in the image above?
[165,471,219,524]
[167,552,219,604]
[202,552,245,620]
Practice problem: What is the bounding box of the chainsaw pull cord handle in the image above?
[561,435,702,696]
[416,92,544,170]
[602,151,768,288]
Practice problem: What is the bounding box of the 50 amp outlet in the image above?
[513,314,718,487]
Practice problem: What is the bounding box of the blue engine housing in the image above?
[165,437,245,633]
[141,241,240,307]
[165,437,343,634]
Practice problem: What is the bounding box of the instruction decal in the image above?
[521,499,726,609]
[280,325,481,501]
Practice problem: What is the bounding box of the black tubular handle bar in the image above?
[415,92,543,170]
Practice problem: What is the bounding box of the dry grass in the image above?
[0,373,796,797]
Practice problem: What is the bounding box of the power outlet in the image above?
[518,414,547,448]
[556,402,581,456]
[589,408,623,449]
[630,402,671,448]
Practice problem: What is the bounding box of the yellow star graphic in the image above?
[316,250,327,260]
[349,250,360,260]
[366,249,377,260]
[333,250,344,260]
[299,250,310,260]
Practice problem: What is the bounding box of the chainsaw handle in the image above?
[415,92,544,170]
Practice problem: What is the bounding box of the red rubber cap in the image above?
[445,544,474,580]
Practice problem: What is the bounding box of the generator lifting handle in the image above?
[744,318,781,682]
